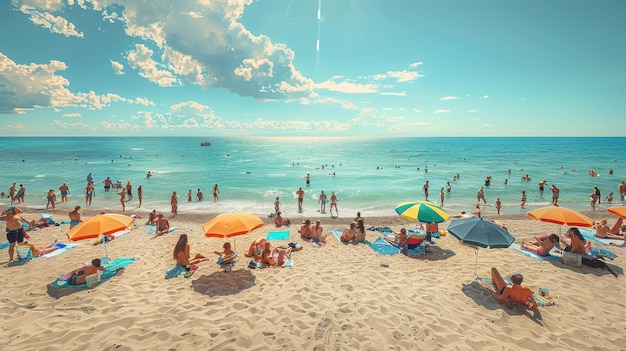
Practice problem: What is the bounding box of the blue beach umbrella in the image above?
[447,217,515,275]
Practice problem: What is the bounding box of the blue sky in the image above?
[1,0,625,137]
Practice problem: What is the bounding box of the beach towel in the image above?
[0,241,9,250]
[53,257,136,288]
[331,229,347,244]
[266,230,290,241]
[147,226,179,235]
[367,237,399,255]
[475,276,555,307]
[366,225,392,234]
[165,264,189,277]
[40,243,76,259]
[580,231,625,249]
[510,244,560,262]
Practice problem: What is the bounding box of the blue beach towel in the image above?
[40,243,76,258]
[367,237,399,255]
[0,241,9,249]
[510,244,560,262]
[266,230,290,241]
[165,264,188,277]
[147,226,179,235]
[53,257,136,288]
[331,229,346,244]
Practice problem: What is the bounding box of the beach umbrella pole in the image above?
[474,248,479,276]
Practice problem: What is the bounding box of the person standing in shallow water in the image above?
[213,184,220,202]
[171,191,178,217]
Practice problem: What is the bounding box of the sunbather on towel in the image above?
[214,242,237,265]
[245,238,266,258]
[66,259,104,285]
[18,240,59,257]
[173,234,207,269]
[490,267,537,310]
[560,227,589,254]
[384,228,407,246]
[520,234,559,256]
[261,242,290,268]
[152,214,170,239]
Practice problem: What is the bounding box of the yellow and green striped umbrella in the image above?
[395,201,450,223]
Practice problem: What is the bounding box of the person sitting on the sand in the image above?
[66,259,105,285]
[490,267,537,310]
[245,238,266,258]
[147,210,158,224]
[152,214,170,238]
[300,219,312,240]
[214,242,237,265]
[260,241,290,268]
[560,227,588,254]
[384,228,408,246]
[173,234,207,270]
[520,234,559,256]
[341,220,366,244]
[274,212,290,228]
[610,225,626,246]
[18,240,59,257]
[68,206,82,228]
[311,220,325,246]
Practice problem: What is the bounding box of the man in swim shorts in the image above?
[103,177,112,191]
[296,187,305,212]
[125,181,133,201]
[68,206,82,228]
[66,259,104,285]
[490,267,537,310]
[58,183,70,202]
[551,185,560,206]
[318,191,327,213]
[330,192,338,217]
[1,206,28,261]
[520,234,559,256]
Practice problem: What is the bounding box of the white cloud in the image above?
[63,112,81,118]
[4,124,27,129]
[373,71,421,83]
[127,44,179,87]
[111,60,124,75]
[315,79,378,94]
[412,108,422,113]
[483,95,489,99]
[466,109,479,113]
[19,6,84,37]
[409,62,423,68]
[51,120,96,130]
[135,97,154,106]
[434,109,450,114]
[379,91,406,96]
[439,96,458,101]
[482,124,494,127]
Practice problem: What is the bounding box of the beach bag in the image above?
[560,251,582,267]
[581,256,605,268]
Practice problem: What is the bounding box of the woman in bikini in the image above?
[261,242,290,268]
[173,234,207,269]
[520,234,559,256]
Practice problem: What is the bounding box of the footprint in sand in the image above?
[314,317,331,340]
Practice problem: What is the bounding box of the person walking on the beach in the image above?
[551,185,560,206]
[46,189,56,209]
[125,181,133,202]
[590,192,599,211]
[477,187,487,204]
[330,191,338,217]
[440,187,445,207]
[137,185,143,207]
[520,191,527,209]
[593,186,601,204]
[619,181,626,201]
[16,184,26,203]
[296,187,305,212]
[319,191,327,213]
[8,183,16,204]
[422,181,430,201]
[495,197,502,215]
[84,183,94,207]
[119,188,126,211]
[171,191,178,217]
[1,206,28,261]
[196,188,203,201]
[274,197,281,214]
[58,183,70,202]
[213,184,220,202]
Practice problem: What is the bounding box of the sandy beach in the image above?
[1,206,625,351]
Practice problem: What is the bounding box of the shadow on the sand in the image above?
[461,281,544,326]
[191,269,256,297]
[46,283,85,299]
[416,246,456,261]
[549,261,622,278]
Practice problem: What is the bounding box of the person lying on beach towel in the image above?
[490,267,537,310]
[17,240,60,257]
[152,214,171,239]
[384,228,407,246]
[519,234,559,256]
[245,238,266,258]
[65,258,104,286]
[595,218,623,238]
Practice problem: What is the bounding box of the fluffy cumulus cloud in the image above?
[0,52,160,114]
[111,60,124,75]
[127,44,179,87]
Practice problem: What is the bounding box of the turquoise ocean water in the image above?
[0,137,624,219]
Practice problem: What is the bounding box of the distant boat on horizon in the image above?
[200,141,211,146]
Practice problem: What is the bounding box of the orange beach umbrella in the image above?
[527,206,594,228]
[607,206,626,219]
[202,212,264,239]
[67,213,135,241]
